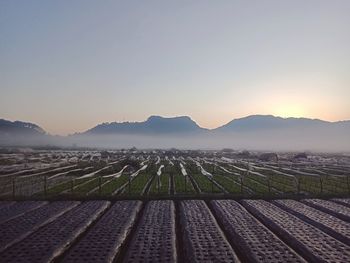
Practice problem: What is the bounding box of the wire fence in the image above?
[1,169,350,200]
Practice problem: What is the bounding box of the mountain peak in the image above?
[147,115,162,121]
[0,119,46,136]
[215,114,332,132]
[146,115,192,122]
[85,115,204,135]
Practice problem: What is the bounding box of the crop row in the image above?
[332,198,350,207]
[211,200,305,262]
[273,199,350,246]
[1,198,350,262]
[242,199,350,262]
[0,201,109,263]
[123,200,176,262]
[169,162,196,194]
[302,199,350,222]
[2,156,350,198]
[186,164,221,193]
[63,201,141,262]
[0,201,47,224]
[148,163,170,195]
[0,201,79,252]
[180,200,239,262]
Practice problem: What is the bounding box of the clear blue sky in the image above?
[1,0,349,135]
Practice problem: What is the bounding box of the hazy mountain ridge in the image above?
[0,119,46,136]
[214,115,349,132]
[2,115,349,136]
[84,115,207,135]
[1,115,349,151]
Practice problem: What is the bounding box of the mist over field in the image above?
[67,130,350,152]
[1,130,349,153]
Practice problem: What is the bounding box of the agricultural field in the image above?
[0,149,350,262]
[1,149,350,199]
[1,198,350,262]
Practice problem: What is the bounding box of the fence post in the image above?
[212,165,215,193]
[240,176,243,194]
[44,175,47,197]
[71,179,74,193]
[171,171,174,196]
[99,176,102,195]
[157,173,160,194]
[295,176,300,195]
[12,177,16,199]
[211,177,214,193]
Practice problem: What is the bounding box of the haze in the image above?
[1,0,350,135]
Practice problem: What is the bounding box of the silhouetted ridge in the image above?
[0,119,46,136]
[214,115,341,132]
[85,116,205,135]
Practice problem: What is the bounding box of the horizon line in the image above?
[2,113,350,136]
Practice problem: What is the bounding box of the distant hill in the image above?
[0,119,49,146]
[214,115,350,132]
[84,115,206,135]
[209,115,350,152]
[1,115,349,151]
[0,119,46,136]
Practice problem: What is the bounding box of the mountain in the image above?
[210,115,350,152]
[0,119,46,136]
[0,119,49,146]
[84,115,206,135]
[214,115,349,132]
[1,115,349,151]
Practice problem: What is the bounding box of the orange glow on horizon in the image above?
[273,105,306,119]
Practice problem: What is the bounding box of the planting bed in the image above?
[242,199,350,263]
[302,199,350,222]
[0,201,109,263]
[332,198,350,207]
[180,200,239,262]
[0,198,350,262]
[0,201,15,210]
[0,201,47,224]
[122,200,176,263]
[0,201,79,252]
[274,199,350,246]
[211,200,305,262]
[63,201,141,263]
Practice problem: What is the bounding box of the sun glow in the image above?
[273,105,306,119]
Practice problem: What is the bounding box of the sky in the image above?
[1,0,349,135]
